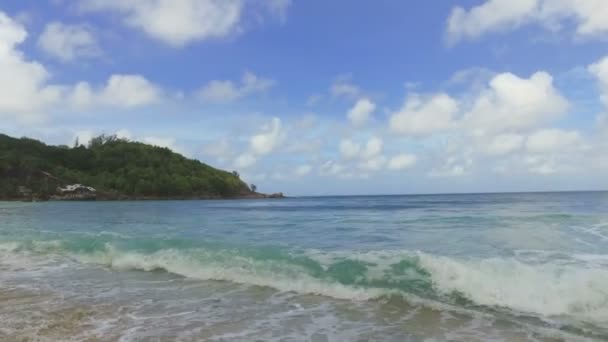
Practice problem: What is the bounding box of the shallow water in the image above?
[1,192,608,341]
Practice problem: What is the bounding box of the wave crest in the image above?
[2,239,608,321]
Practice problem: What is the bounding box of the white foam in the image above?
[417,252,608,321]
[4,239,608,324]
[74,245,392,301]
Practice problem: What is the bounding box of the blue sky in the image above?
[1,0,608,195]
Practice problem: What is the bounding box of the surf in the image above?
[2,238,608,324]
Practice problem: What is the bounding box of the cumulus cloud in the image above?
[336,136,395,174]
[0,12,64,123]
[387,154,417,170]
[0,11,163,124]
[198,71,275,103]
[446,0,538,44]
[484,133,525,155]
[463,71,568,136]
[250,117,283,155]
[589,55,608,107]
[524,155,559,175]
[115,129,132,140]
[330,75,361,99]
[234,153,257,169]
[79,0,290,47]
[339,139,361,160]
[70,74,162,109]
[320,160,345,176]
[142,136,191,157]
[359,155,387,171]
[430,154,474,177]
[389,93,459,136]
[525,128,582,153]
[347,98,376,126]
[37,22,99,62]
[446,0,608,44]
[202,138,233,162]
[361,137,383,159]
[294,164,312,176]
[231,117,284,169]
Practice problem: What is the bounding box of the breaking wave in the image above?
[2,239,608,322]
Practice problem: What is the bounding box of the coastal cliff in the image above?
[0,133,283,201]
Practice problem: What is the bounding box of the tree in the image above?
[250,184,257,192]
[0,133,252,199]
[232,170,240,178]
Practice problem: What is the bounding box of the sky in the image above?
[1,0,608,196]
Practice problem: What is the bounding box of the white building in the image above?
[57,184,96,194]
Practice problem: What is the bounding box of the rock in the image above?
[267,192,285,199]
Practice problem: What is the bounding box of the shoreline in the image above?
[0,192,286,202]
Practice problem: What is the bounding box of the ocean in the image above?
[1,192,607,341]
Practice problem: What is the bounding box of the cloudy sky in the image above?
[1,0,608,195]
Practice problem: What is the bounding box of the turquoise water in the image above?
[1,192,608,341]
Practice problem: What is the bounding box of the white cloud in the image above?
[484,133,525,155]
[589,55,608,107]
[361,137,383,159]
[115,129,132,140]
[389,93,459,136]
[387,154,417,170]
[79,0,290,47]
[0,11,162,122]
[198,71,275,103]
[330,76,361,99]
[359,155,387,171]
[37,22,99,62]
[347,98,376,126]
[0,12,64,123]
[590,56,608,135]
[250,117,283,155]
[337,137,393,173]
[524,155,558,175]
[142,136,190,157]
[70,74,162,109]
[525,128,582,153]
[294,164,312,176]
[463,71,568,136]
[429,155,473,177]
[286,138,323,154]
[339,139,361,160]
[142,136,175,149]
[541,0,608,36]
[320,160,345,176]
[80,0,242,47]
[234,153,257,169]
[202,138,233,162]
[446,0,608,44]
[229,117,285,171]
[446,0,538,44]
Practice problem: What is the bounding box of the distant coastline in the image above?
[1,133,284,202]
[0,192,285,202]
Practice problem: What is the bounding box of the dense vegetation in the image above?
[0,133,253,199]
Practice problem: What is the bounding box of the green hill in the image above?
[0,133,256,200]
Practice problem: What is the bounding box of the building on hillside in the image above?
[56,184,97,200]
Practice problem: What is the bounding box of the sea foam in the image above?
[2,239,608,322]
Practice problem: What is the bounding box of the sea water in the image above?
[1,192,608,341]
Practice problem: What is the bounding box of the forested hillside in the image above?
[0,134,254,200]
